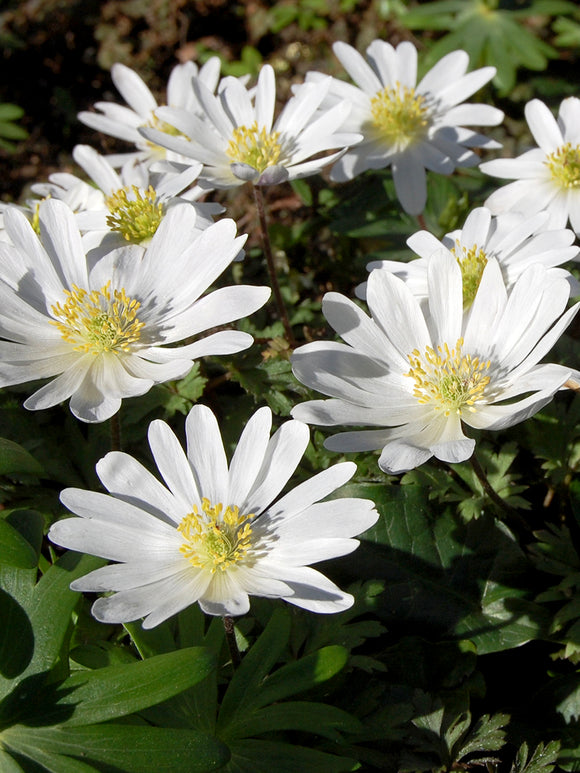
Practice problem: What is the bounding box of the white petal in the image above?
[185,404,229,504]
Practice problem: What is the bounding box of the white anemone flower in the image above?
[481,97,580,234]
[78,58,222,167]
[0,199,270,422]
[48,404,378,625]
[7,146,222,257]
[308,39,502,214]
[360,206,580,304]
[139,63,362,188]
[291,252,579,474]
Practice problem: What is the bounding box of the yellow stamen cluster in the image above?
[545,142,580,189]
[405,337,491,416]
[51,281,144,355]
[370,83,429,147]
[450,242,489,309]
[226,122,282,173]
[178,498,255,573]
[105,185,165,244]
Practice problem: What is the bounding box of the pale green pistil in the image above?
[451,242,489,309]
[405,338,491,416]
[50,281,144,355]
[226,122,282,173]
[105,185,165,244]
[178,498,255,573]
[546,143,580,189]
[370,83,429,147]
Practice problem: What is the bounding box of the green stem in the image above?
[253,184,296,347]
[223,615,241,669]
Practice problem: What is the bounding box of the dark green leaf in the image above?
[218,608,291,728]
[0,438,44,477]
[3,724,230,773]
[252,645,348,709]
[33,647,216,727]
[227,738,356,773]
[223,700,361,741]
[342,483,548,652]
[0,519,38,569]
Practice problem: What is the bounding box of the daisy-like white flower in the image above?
[0,174,105,244]
[360,206,580,305]
[48,404,378,625]
[308,39,502,214]
[481,97,580,233]
[2,146,221,255]
[291,252,579,474]
[78,58,222,167]
[0,199,270,422]
[139,63,361,188]
[60,145,220,253]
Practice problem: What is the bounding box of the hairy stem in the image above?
[253,184,296,347]
[223,615,241,669]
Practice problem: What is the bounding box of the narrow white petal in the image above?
[228,407,273,505]
[185,404,229,505]
[525,99,563,152]
[148,420,201,510]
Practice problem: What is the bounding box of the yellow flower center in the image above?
[405,337,491,416]
[51,281,144,354]
[105,185,165,244]
[545,143,580,189]
[226,121,282,173]
[370,83,429,147]
[178,498,255,573]
[450,242,489,309]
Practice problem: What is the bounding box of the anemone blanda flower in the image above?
[0,199,270,423]
[59,145,220,254]
[481,97,580,234]
[291,252,579,474]
[359,206,580,305]
[4,146,222,256]
[306,40,502,214]
[78,58,223,167]
[48,404,378,625]
[139,63,361,188]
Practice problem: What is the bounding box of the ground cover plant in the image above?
[2,1,580,771]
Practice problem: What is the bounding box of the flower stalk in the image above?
[223,615,242,669]
[253,184,296,347]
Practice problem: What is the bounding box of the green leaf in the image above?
[0,103,25,120]
[30,647,216,727]
[0,590,34,683]
[223,700,361,741]
[2,724,230,773]
[0,519,38,569]
[553,17,580,48]
[227,738,356,773]
[252,644,348,709]
[511,740,561,773]
[218,608,291,728]
[0,750,25,772]
[347,483,548,653]
[0,122,28,141]
[0,438,45,477]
